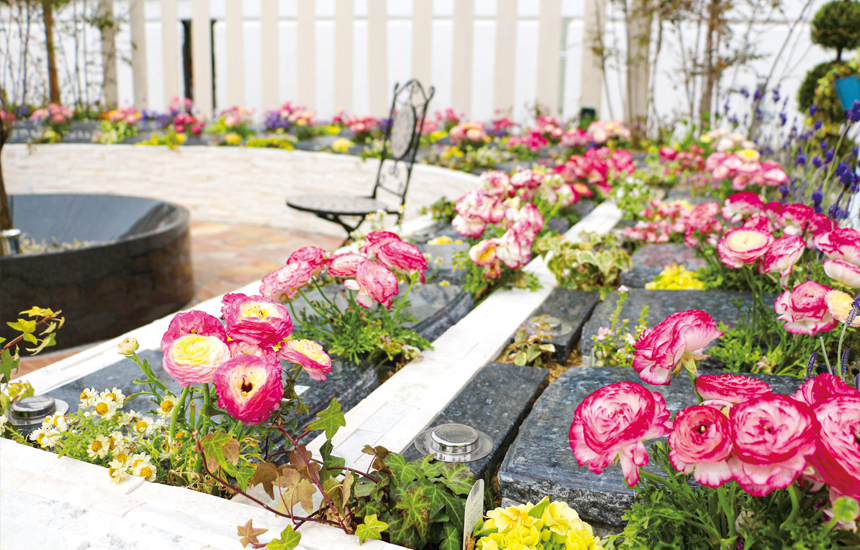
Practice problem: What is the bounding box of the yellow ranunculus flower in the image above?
[738,148,760,162]
[486,503,540,533]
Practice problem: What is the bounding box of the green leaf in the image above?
[26,332,55,354]
[385,454,422,486]
[435,522,462,550]
[418,455,444,479]
[395,484,432,544]
[438,462,476,495]
[356,514,389,545]
[265,525,301,550]
[307,398,346,440]
[0,349,19,384]
[235,465,256,493]
[319,439,345,485]
[528,496,550,519]
[200,431,240,473]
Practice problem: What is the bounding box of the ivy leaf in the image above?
[20,307,54,317]
[395,484,432,544]
[0,349,19,384]
[200,431,240,473]
[423,483,466,528]
[418,454,443,479]
[293,478,316,514]
[435,522,461,550]
[319,439,345,485]
[236,519,268,548]
[26,332,56,354]
[307,398,346,440]
[235,465,256,493]
[385,453,421,486]
[249,462,279,499]
[438,462,476,495]
[265,525,301,550]
[288,445,320,481]
[356,514,389,545]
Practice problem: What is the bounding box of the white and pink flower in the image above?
[213,355,283,425]
[669,405,734,488]
[695,373,773,405]
[344,261,399,310]
[278,339,333,381]
[717,227,774,268]
[774,281,838,335]
[221,293,293,348]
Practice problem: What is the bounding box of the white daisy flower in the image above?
[133,461,157,482]
[157,395,178,419]
[108,460,128,484]
[0,414,6,432]
[93,399,118,420]
[79,388,98,407]
[132,417,153,437]
[86,435,110,459]
[101,388,126,407]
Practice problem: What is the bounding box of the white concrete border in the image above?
[5,202,623,550]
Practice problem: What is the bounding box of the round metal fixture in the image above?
[8,395,69,437]
[413,423,493,463]
[526,315,572,337]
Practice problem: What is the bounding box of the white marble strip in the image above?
[450,0,475,116]
[160,0,181,103]
[259,0,281,111]
[192,0,214,118]
[536,0,562,114]
[225,0,246,108]
[129,0,149,109]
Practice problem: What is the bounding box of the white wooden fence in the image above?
[0,0,837,125]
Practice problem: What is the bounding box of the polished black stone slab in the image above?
[6,120,43,143]
[522,289,601,364]
[579,289,774,365]
[416,242,470,284]
[1,194,193,349]
[498,366,802,527]
[62,121,100,143]
[619,243,707,288]
[294,135,339,151]
[408,222,461,245]
[402,361,548,479]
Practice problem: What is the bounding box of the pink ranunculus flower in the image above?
[160,310,227,352]
[469,239,497,267]
[344,261,399,309]
[452,214,486,239]
[669,405,734,488]
[793,373,860,407]
[227,339,279,368]
[163,334,231,387]
[779,203,814,235]
[695,373,773,405]
[260,260,315,302]
[213,355,283,425]
[717,227,773,268]
[287,246,327,274]
[360,231,402,257]
[824,259,860,288]
[774,280,838,335]
[278,339,333,381]
[824,290,860,327]
[632,310,723,386]
[728,394,819,497]
[757,235,805,288]
[376,240,428,281]
[687,202,721,233]
[816,228,860,267]
[327,253,367,278]
[569,381,672,486]
[221,293,293,348]
[721,192,764,222]
[810,396,860,503]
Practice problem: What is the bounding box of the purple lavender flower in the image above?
[814,120,823,131]
[812,189,824,205]
[772,87,781,102]
[754,88,763,101]
[810,105,818,116]
[825,148,835,163]
[779,184,790,198]
[796,154,807,166]
[836,162,849,176]
[812,155,823,168]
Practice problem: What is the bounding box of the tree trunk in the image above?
[43,0,60,103]
[625,0,653,133]
[0,116,12,234]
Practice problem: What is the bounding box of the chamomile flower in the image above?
[106,431,124,453]
[157,395,178,419]
[93,399,118,420]
[108,460,128,484]
[132,416,153,436]
[30,428,60,448]
[87,435,110,459]
[101,388,126,407]
[0,414,6,432]
[117,410,140,428]
[112,450,129,466]
[133,461,157,482]
[42,414,69,432]
[79,387,98,407]
[129,452,150,469]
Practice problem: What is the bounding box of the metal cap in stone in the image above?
[8,395,69,433]
[413,423,493,463]
[526,315,572,337]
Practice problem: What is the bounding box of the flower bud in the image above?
[118,338,139,355]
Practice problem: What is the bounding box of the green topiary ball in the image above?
[811,0,860,60]
[798,60,846,112]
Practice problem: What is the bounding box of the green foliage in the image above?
[95,119,138,144]
[590,291,649,368]
[813,57,860,124]
[245,135,297,150]
[798,60,846,113]
[452,249,541,303]
[499,315,557,368]
[421,196,457,223]
[614,177,661,221]
[353,449,475,550]
[307,398,346,440]
[265,525,302,550]
[137,129,188,150]
[534,232,631,299]
[356,514,389,545]
[811,0,860,58]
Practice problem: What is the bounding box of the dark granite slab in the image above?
[7,121,44,143]
[580,289,775,364]
[520,289,601,364]
[294,135,339,151]
[498,366,802,527]
[619,244,707,288]
[402,362,548,479]
[417,242,470,284]
[408,222,461,245]
[62,121,100,143]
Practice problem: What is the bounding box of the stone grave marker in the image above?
[517,288,601,364]
[402,361,547,479]
[294,135,339,151]
[7,121,43,143]
[498,366,802,529]
[62,121,101,143]
[417,242,470,284]
[619,243,707,288]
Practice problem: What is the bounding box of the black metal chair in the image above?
[287,79,435,238]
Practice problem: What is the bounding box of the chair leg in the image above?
[315,213,367,243]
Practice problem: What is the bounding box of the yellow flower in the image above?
[87,435,110,459]
[332,137,354,153]
[825,290,860,327]
[427,235,453,245]
[158,395,178,419]
[224,132,242,145]
[118,337,139,355]
[738,148,760,163]
[486,502,541,533]
[646,264,704,290]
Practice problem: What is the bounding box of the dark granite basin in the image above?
[1,194,194,349]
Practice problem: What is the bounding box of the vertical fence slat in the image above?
[161,0,181,104]
[412,0,432,86]
[130,0,148,108]
[99,0,118,105]
[192,0,213,117]
[367,0,388,116]
[536,0,561,114]
[493,0,516,114]
[297,0,316,109]
[580,0,605,114]
[225,0,245,108]
[334,0,353,113]
[451,0,474,116]
[260,0,280,111]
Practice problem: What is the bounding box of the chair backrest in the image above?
[371,80,435,207]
